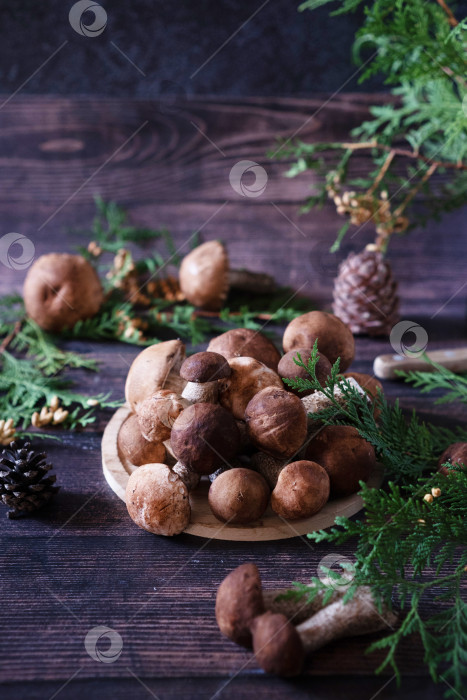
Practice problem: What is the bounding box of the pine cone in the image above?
[332,247,399,336]
[0,441,59,519]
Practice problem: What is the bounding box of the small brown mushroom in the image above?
[282,311,355,372]
[180,351,231,404]
[208,328,281,372]
[23,253,103,332]
[305,425,376,497]
[245,387,307,460]
[208,468,270,525]
[117,414,167,467]
[171,403,240,475]
[271,460,330,520]
[278,347,332,397]
[125,339,186,412]
[137,390,189,442]
[438,442,467,475]
[179,240,275,311]
[218,356,283,420]
[215,563,350,649]
[250,588,397,676]
[125,463,190,536]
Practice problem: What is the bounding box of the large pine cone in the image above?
[333,247,399,336]
[0,441,59,518]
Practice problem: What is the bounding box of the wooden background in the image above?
[0,96,466,700]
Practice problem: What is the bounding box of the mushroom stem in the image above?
[228,269,276,294]
[296,586,397,654]
[172,462,200,492]
[181,380,218,404]
[262,584,344,624]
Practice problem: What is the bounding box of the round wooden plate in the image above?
[102,405,384,541]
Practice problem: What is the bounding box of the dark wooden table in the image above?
[0,97,466,700]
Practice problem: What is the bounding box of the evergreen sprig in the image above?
[396,356,467,404]
[273,0,467,253]
[284,343,467,697]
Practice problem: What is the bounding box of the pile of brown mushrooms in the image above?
[122,310,381,536]
[216,563,397,677]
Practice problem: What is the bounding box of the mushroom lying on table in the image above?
[179,240,275,311]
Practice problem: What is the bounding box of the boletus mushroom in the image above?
[179,240,275,310]
[271,460,330,520]
[305,425,376,497]
[218,356,283,420]
[137,390,189,443]
[125,339,186,412]
[125,463,190,536]
[23,253,103,332]
[282,311,355,372]
[208,328,281,372]
[208,468,270,525]
[245,387,307,460]
[171,403,240,475]
[278,347,332,397]
[180,351,231,404]
[117,414,166,467]
[438,442,467,475]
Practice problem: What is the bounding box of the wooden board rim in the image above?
[102,404,384,541]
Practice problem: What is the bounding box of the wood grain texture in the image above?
[0,96,465,699]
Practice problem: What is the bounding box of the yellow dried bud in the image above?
[87,398,100,407]
[423,493,434,504]
[50,396,60,411]
[431,488,441,498]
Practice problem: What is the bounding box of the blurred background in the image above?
[0,0,387,96]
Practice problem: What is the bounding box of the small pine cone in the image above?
[0,441,59,519]
[333,247,399,336]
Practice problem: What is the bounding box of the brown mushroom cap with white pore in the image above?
[305,425,376,497]
[271,461,330,520]
[282,311,355,372]
[208,328,281,372]
[180,351,231,404]
[179,240,275,311]
[218,357,283,420]
[23,253,104,333]
[208,468,270,525]
[171,403,240,475]
[125,463,190,536]
[278,347,332,397]
[117,414,167,467]
[245,387,307,460]
[137,390,189,443]
[125,339,186,412]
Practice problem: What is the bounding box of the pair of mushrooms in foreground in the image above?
[216,563,398,677]
[121,311,382,536]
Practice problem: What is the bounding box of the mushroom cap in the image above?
[23,253,103,332]
[125,340,186,412]
[137,390,189,442]
[208,468,270,524]
[179,240,229,310]
[215,563,265,647]
[117,414,167,467]
[125,463,190,536]
[245,387,307,460]
[170,403,240,475]
[438,442,467,475]
[218,356,283,420]
[305,425,376,497]
[208,328,281,372]
[251,612,304,677]
[282,311,355,372]
[278,347,332,397]
[180,351,231,383]
[271,460,330,520]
